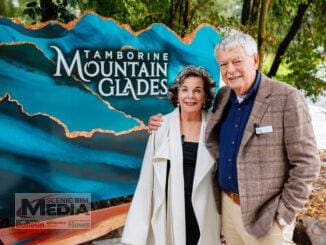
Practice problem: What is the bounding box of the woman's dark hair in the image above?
[168,65,216,111]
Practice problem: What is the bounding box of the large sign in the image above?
[0,13,221,224]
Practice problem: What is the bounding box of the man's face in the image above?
[216,46,259,96]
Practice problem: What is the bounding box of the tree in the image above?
[1,0,325,98]
[262,0,326,98]
[249,0,260,24]
[268,1,311,77]
[257,0,272,70]
[168,0,213,37]
[221,0,325,98]
[241,0,251,25]
[273,0,326,98]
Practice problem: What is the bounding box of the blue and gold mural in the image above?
[0,13,221,221]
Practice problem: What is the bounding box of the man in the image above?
[148,29,320,244]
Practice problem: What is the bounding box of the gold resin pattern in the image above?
[4,11,219,44]
[0,92,146,139]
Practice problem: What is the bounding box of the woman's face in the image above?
[178,76,206,114]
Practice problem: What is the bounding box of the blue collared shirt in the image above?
[217,71,261,193]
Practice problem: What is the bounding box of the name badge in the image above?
[255,125,273,135]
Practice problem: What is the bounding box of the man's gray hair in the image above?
[215,29,258,57]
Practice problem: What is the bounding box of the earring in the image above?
[177,102,180,107]
[202,103,206,109]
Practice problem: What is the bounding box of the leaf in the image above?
[22,9,31,15]
[67,0,78,7]
[30,11,36,19]
[22,8,36,20]
[26,1,38,8]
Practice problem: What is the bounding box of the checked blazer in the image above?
[205,74,321,238]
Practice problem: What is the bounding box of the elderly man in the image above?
[148,29,320,244]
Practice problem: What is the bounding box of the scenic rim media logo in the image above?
[15,193,91,229]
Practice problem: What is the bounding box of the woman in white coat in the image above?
[121,66,221,245]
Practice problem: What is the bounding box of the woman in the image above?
[121,66,221,245]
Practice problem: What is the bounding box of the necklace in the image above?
[180,121,201,142]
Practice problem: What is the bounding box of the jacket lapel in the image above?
[206,88,230,138]
[205,87,230,160]
[240,75,272,147]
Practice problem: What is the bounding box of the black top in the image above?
[183,141,200,245]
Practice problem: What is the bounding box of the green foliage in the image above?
[1,0,325,98]
[180,0,243,34]
[23,2,40,21]
[23,0,79,23]
[79,0,170,31]
[0,0,17,18]
[112,0,170,31]
[267,0,326,99]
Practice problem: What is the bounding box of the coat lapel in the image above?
[152,130,170,201]
[153,137,170,160]
[193,111,215,193]
[151,119,171,235]
[240,75,272,147]
[169,109,186,245]
[192,112,219,239]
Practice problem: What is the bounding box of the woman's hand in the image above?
[147,114,163,133]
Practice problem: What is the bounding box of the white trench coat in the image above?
[121,108,221,245]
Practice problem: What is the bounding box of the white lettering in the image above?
[98,78,114,96]
[51,46,90,82]
[84,61,100,77]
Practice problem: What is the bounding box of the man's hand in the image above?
[147,114,163,134]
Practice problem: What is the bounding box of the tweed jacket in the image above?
[205,74,321,238]
[122,108,221,245]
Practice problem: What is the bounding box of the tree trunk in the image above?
[250,0,260,24]
[268,2,310,77]
[181,0,189,37]
[169,0,182,27]
[241,0,252,25]
[169,0,176,27]
[257,0,272,70]
[0,0,5,16]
